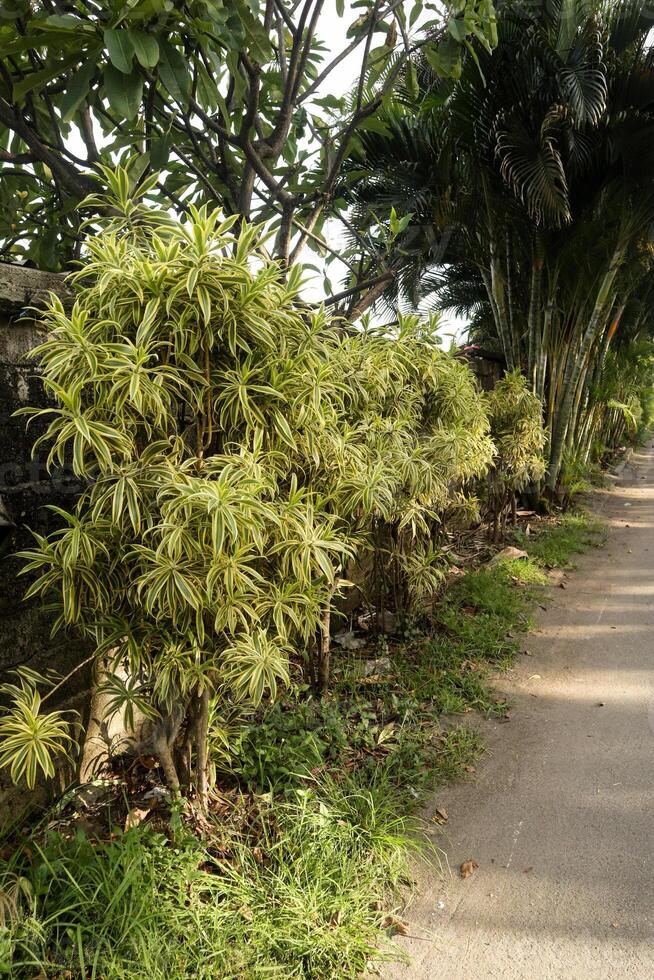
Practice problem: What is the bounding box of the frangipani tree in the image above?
[0,0,497,323]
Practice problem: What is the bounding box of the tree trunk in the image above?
[318,589,336,694]
[195,688,210,810]
[152,730,181,796]
[527,238,543,390]
[78,656,113,784]
[547,248,624,491]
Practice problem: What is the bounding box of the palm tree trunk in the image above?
[547,247,624,491]
[527,236,544,390]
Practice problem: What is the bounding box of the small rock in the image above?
[357,610,396,634]
[334,630,366,651]
[124,805,151,831]
[488,547,528,566]
[356,656,392,676]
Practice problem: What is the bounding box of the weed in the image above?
[500,557,550,585]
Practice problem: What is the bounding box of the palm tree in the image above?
[343,0,654,493]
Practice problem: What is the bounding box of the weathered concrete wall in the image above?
[464,348,505,391]
[0,266,87,685]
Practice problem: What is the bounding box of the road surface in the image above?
[385,442,654,979]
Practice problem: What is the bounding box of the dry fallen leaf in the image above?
[124,805,151,832]
[460,859,479,879]
[382,915,410,936]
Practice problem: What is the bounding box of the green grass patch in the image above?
[0,794,411,979]
[1,705,482,979]
[500,557,550,585]
[513,511,604,568]
[232,691,483,805]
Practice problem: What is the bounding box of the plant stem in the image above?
[195,688,210,809]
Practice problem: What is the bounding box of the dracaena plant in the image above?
[485,370,546,540]
[6,167,353,805]
[319,319,495,623]
[2,166,496,803]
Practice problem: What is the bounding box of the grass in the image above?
[1,792,414,979]
[0,509,604,979]
[513,511,604,568]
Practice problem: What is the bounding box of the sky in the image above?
[295,2,468,340]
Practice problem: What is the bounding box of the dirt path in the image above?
[385,442,654,979]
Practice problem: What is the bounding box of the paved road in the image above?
[385,443,654,979]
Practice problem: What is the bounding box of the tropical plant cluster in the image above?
[1,0,651,497]
[1,1,651,975]
[343,0,654,488]
[0,512,601,979]
[0,166,548,800]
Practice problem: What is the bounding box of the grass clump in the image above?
[514,511,604,568]
[0,708,482,979]
[0,793,410,980]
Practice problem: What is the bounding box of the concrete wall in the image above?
[0,266,91,814]
[0,269,89,685]
[464,349,505,391]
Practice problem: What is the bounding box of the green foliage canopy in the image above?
[0,0,497,311]
[2,168,495,795]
